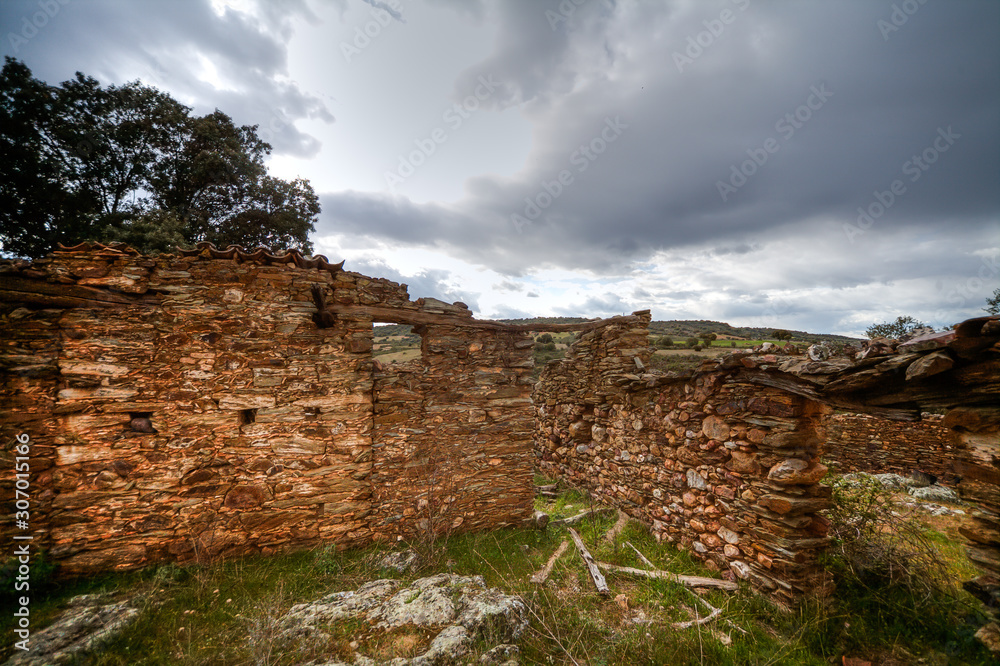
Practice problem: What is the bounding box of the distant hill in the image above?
[645,319,861,344]
[373,317,861,345]
[494,317,861,345]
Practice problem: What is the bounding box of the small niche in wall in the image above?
[129,412,156,434]
[239,409,257,425]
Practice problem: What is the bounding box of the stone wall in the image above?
[533,314,833,602]
[824,412,959,484]
[0,244,535,575]
[369,324,535,542]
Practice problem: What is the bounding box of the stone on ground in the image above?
[275,573,528,665]
[908,484,960,504]
[3,594,139,666]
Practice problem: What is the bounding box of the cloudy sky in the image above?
[4,0,998,336]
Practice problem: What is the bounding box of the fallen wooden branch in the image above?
[594,562,738,591]
[568,528,610,596]
[530,540,569,584]
[671,606,722,629]
[625,540,656,569]
[552,507,616,526]
[530,511,550,529]
[602,510,631,544]
[623,540,748,634]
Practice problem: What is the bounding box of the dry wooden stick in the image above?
[602,510,631,544]
[568,527,610,596]
[671,606,722,629]
[594,562,739,591]
[531,540,569,584]
[624,540,656,569]
[553,507,616,526]
[625,540,748,635]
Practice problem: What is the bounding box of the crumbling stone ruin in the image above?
[533,313,1000,608]
[1,242,998,621]
[0,242,538,574]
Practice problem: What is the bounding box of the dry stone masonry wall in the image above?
[370,324,534,542]
[533,314,834,602]
[534,315,1000,609]
[0,244,534,574]
[3,242,996,617]
[824,413,959,484]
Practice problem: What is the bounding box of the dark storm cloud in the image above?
[554,292,631,317]
[1,0,333,157]
[316,0,998,277]
[359,0,405,23]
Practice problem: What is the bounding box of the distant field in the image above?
[654,347,729,358]
[374,349,421,363]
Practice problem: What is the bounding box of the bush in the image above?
[685,337,698,348]
[817,475,982,654]
[656,336,674,348]
[536,333,553,344]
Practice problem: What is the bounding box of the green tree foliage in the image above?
[985,287,1000,315]
[655,336,674,348]
[865,315,928,340]
[0,58,319,258]
[535,333,554,344]
[771,329,793,341]
[698,332,717,346]
[685,337,699,348]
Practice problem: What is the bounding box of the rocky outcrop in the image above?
[2,594,140,666]
[276,573,528,665]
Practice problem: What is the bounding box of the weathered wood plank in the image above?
[569,527,610,596]
[530,540,569,584]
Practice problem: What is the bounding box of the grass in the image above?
[1,479,993,665]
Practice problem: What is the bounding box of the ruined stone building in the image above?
[0,242,536,574]
[1,242,997,614]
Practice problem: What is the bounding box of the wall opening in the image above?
[128,412,154,433]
